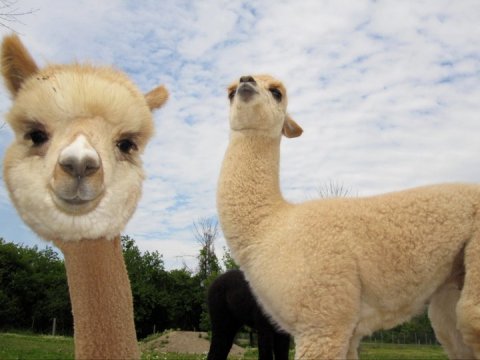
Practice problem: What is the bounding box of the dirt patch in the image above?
[141,330,245,357]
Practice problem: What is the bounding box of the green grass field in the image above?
[0,332,448,359]
[0,333,74,360]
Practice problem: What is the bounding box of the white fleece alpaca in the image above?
[2,34,168,359]
[217,74,479,359]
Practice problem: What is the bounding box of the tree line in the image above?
[0,223,228,339]
[0,227,436,343]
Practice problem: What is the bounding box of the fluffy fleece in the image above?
[217,74,480,359]
[207,269,290,360]
[1,34,168,359]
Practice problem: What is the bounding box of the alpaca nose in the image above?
[60,156,100,178]
[58,135,101,178]
[239,75,256,84]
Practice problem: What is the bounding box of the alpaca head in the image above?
[227,74,303,138]
[1,35,169,242]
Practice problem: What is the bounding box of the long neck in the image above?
[217,133,286,251]
[55,236,139,360]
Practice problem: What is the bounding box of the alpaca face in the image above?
[2,35,168,242]
[228,74,302,138]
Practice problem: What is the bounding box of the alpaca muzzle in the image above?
[237,82,258,102]
[237,75,258,102]
[51,134,105,213]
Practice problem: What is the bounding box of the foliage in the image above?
[0,236,206,338]
[122,235,169,338]
[0,238,71,334]
[368,313,437,345]
[164,268,203,331]
[122,235,204,337]
[222,247,239,270]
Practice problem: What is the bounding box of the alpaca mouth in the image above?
[237,83,258,102]
[51,189,105,214]
[63,197,91,205]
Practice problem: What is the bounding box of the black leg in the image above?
[207,321,241,360]
[273,332,290,360]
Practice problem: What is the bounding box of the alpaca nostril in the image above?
[239,75,256,84]
[60,156,100,178]
[58,134,101,179]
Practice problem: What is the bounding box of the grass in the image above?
[0,332,74,360]
[360,342,447,360]
[0,332,448,360]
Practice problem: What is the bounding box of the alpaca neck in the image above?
[55,236,139,360]
[217,133,286,253]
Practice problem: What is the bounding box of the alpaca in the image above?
[217,74,480,359]
[1,34,168,359]
[207,269,290,360]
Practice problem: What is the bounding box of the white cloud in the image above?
[1,0,479,269]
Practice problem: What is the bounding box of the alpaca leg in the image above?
[292,267,360,359]
[457,233,480,359]
[346,333,361,360]
[273,331,290,360]
[293,306,358,359]
[207,321,240,360]
[257,327,274,360]
[429,282,474,359]
[294,330,351,360]
[207,311,241,360]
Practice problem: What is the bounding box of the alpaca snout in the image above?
[239,75,256,84]
[51,134,105,213]
[59,155,100,178]
[58,134,101,177]
[237,76,258,101]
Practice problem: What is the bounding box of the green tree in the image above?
[165,268,203,330]
[29,247,71,334]
[121,235,169,338]
[0,238,71,334]
[222,246,239,270]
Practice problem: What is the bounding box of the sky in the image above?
[0,0,479,270]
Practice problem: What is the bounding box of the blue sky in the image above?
[1,0,479,270]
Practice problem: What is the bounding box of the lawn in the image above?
[0,332,448,359]
[360,342,447,360]
[0,332,74,360]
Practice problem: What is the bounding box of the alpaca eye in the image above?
[269,88,282,102]
[27,130,49,146]
[117,139,138,154]
[228,89,236,102]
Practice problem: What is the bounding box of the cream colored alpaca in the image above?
[1,34,168,359]
[217,74,480,359]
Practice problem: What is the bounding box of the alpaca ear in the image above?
[145,85,169,111]
[1,34,39,97]
[282,115,303,138]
